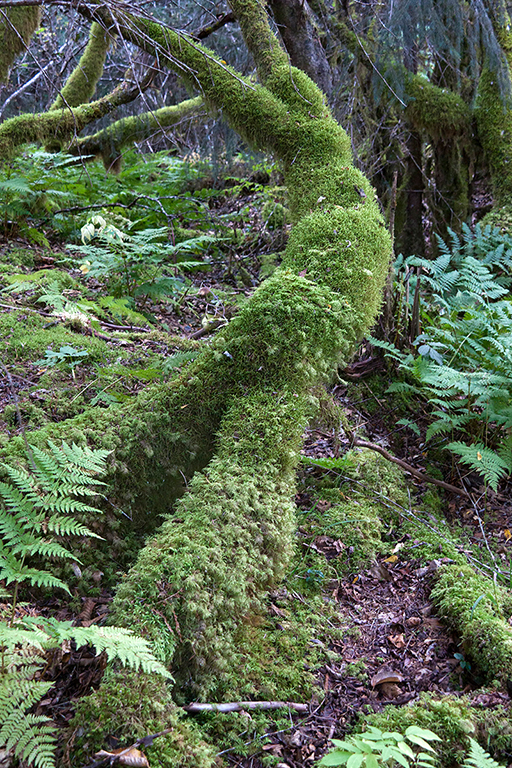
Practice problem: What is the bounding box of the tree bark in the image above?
[268,0,333,97]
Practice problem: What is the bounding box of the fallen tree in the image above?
[0,0,391,762]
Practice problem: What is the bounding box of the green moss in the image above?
[0,310,112,364]
[404,75,471,140]
[112,388,309,696]
[69,669,215,767]
[362,691,512,767]
[51,23,110,110]
[0,6,40,83]
[476,65,512,206]
[482,203,512,233]
[73,97,203,172]
[362,693,477,768]
[0,247,34,268]
[262,199,290,229]
[431,564,512,684]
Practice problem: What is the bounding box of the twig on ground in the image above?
[183,701,309,714]
[349,436,470,498]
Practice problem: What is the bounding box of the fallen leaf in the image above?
[380,682,402,698]
[367,563,394,581]
[94,748,149,767]
[405,616,421,627]
[383,554,398,564]
[423,617,443,629]
[505,529,512,541]
[388,633,406,648]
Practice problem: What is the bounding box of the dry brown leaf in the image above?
[388,633,406,648]
[405,616,421,627]
[367,563,394,582]
[380,682,402,698]
[94,748,150,767]
[423,617,443,629]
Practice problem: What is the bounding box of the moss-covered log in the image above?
[2,1,391,763]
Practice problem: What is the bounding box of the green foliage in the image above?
[0,148,214,240]
[373,224,512,490]
[462,738,505,768]
[36,345,89,376]
[0,441,170,768]
[70,215,212,304]
[0,440,109,593]
[319,725,441,767]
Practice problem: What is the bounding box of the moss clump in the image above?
[362,693,479,768]
[69,669,215,767]
[262,199,290,229]
[0,6,40,83]
[431,564,512,685]
[0,247,35,269]
[404,74,471,140]
[482,203,512,233]
[0,310,113,365]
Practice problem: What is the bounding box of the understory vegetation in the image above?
[5,0,512,766]
[2,147,512,767]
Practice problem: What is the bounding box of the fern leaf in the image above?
[446,442,510,491]
[463,737,505,768]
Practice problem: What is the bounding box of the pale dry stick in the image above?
[183,701,308,714]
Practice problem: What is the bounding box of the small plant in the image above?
[319,724,441,767]
[36,345,89,378]
[0,441,171,768]
[463,738,505,768]
[71,215,213,306]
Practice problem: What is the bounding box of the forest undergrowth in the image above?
[2,148,512,768]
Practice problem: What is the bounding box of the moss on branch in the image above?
[0,5,40,84]
[51,22,111,110]
[71,96,203,171]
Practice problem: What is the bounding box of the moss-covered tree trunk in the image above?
[1,1,391,762]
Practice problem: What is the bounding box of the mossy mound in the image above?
[69,670,215,767]
[432,564,512,685]
[363,692,512,768]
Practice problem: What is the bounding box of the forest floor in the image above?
[1,164,512,768]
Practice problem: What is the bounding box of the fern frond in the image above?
[43,621,173,678]
[463,737,505,768]
[446,442,511,491]
[0,710,56,768]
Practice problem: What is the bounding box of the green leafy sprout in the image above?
[319,725,441,768]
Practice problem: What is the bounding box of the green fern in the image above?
[0,442,171,768]
[376,225,512,490]
[462,738,505,768]
[0,441,108,595]
[446,442,511,491]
